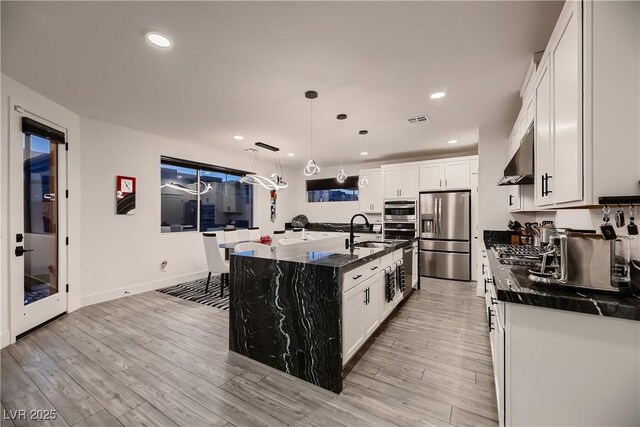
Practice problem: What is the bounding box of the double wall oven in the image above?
[383,200,418,240]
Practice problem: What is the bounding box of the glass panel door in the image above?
[23,133,58,305]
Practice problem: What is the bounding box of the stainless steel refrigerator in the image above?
[419,191,471,281]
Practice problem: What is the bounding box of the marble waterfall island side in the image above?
[229,250,345,393]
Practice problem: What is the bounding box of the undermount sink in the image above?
[353,241,392,249]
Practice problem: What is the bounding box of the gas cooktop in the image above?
[491,244,543,267]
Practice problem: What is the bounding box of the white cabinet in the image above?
[512,1,640,209]
[383,166,419,199]
[419,159,472,191]
[507,186,522,211]
[359,168,383,213]
[535,56,554,207]
[418,163,443,191]
[550,1,582,205]
[342,282,366,363]
[534,1,582,208]
[444,161,471,189]
[362,275,380,339]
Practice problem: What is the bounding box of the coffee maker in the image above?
[528,231,633,292]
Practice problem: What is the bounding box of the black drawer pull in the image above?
[370,266,379,271]
[353,274,362,280]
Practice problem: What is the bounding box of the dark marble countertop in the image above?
[483,231,640,321]
[233,237,416,272]
[285,222,382,234]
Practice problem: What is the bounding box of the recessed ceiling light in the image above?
[232,135,244,140]
[447,139,458,144]
[287,153,295,157]
[146,32,172,48]
[430,91,446,99]
[360,151,369,156]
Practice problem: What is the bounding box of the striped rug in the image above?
[156,275,229,311]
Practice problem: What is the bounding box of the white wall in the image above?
[0,74,298,346]
[79,117,297,306]
[478,124,513,232]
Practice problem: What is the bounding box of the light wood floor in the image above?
[1,278,498,427]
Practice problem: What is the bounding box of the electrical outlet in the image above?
[161,260,168,272]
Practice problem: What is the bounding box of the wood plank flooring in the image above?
[1,278,497,426]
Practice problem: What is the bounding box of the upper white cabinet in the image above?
[535,56,554,207]
[383,166,419,199]
[418,163,444,191]
[444,161,471,190]
[359,168,383,213]
[550,0,582,205]
[418,159,472,192]
[526,0,639,208]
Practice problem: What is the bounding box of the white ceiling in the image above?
[1,1,563,167]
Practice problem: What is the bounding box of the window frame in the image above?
[305,176,359,203]
[160,156,253,233]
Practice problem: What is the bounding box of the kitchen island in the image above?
[228,237,416,393]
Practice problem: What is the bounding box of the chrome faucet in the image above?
[350,214,370,248]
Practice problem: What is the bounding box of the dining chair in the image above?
[216,230,226,259]
[248,227,261,240]
[271,230,286,245]
[237,228,250,241]
[202,233,229,296]
[278,237,305,246]
[234,242,271,257]
[224,228,239,244]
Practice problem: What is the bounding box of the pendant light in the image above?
[239,142,288,191]
[303,90,320,176]
[358,130,369,188]
[336,114,348,183]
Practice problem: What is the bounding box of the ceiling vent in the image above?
[407,114,431,124]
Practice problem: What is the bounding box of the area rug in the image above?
[157,275,229,310]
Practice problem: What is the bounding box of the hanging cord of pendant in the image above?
[340,119,344,169]
[251,147,259,174]
[309,99,313,158]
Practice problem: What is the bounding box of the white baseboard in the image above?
[1,330,10,349]
[82,271,208,307]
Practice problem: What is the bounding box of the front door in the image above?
[9,104,68,339]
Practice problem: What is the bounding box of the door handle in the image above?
[15,246,34,257]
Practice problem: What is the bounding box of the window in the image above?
[306,176,359,203]
[160,157,253,233]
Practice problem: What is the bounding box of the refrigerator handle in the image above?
[435,198,440,236]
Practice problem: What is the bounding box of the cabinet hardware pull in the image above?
[491,297,498,305]
[370,266,378,270]
[541,174,546,197]
[364,289,367,304]
[353,274,362,280]
[509,194,513,206]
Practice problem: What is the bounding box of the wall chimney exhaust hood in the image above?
[498,124,534,186]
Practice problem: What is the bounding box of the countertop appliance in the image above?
[528,231,634,292]
[384,200,418,240]
[419,191,471,281]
